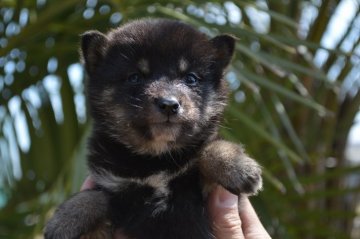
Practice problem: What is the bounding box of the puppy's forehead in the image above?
[106,19,218,75]
[134,57,189,76]
[109,19,214,57]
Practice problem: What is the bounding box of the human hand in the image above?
[208,185,271,239]
[81,178,271,239]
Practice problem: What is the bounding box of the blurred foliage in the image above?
[0,0,360,238]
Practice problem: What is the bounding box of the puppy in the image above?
[44,18,262,239]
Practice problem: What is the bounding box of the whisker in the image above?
[167,151,181,168]
[130,104,143,109]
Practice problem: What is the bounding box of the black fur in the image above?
[45,18,262,239]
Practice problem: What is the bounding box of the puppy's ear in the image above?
[80,30,109,74]
[210,34,236,69]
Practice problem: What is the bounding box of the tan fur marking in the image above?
[150,124,180,141]
[102,87,115,101]
[91,160,198,196]
[92,170,170,196]
[138,58,150,74]
[144,172,169,195]
[178,57,188,72]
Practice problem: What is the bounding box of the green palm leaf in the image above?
[1,0,359,238]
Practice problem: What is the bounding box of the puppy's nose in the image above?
[155,97,180,115]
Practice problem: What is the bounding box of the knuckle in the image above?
[214,211,242,232]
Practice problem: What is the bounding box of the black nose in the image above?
[156,97,180,115]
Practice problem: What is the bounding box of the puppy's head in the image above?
[81,19,235,155]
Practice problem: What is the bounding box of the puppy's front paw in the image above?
[44,190,110,239]
[221,156,262,195]
[200,140,263,196]
[44,213,83,239]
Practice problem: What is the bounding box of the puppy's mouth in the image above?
[149,114,182,125]
[152,119,178,125]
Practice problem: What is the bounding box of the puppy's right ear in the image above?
[80,30,108,74]
[210,34,236,69]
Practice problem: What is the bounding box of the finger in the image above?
[80,176,96,191]
[208,186,245,239]
[238,196,271,239]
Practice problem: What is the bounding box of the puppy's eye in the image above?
[185,73,199,86]
[127,73,142,85]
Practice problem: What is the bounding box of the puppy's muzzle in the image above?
[155,97,180,115]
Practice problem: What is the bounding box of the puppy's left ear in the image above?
[210,34,236,69]
[80,30,109,75]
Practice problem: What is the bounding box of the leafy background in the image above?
[0,0,360,238]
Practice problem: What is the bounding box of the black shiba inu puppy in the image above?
[45,18,262,239]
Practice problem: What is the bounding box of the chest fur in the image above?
[92,164,213,238]
[91,159,200,199]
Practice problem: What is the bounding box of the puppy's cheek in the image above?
[181,95,201,122]
[110,106,127,122]
[203,91,226,120]
[186,104,200,121]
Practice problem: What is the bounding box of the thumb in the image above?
[208,186,244,239]
[238,197,271,239]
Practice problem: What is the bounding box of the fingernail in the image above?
[216,186,238,208]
